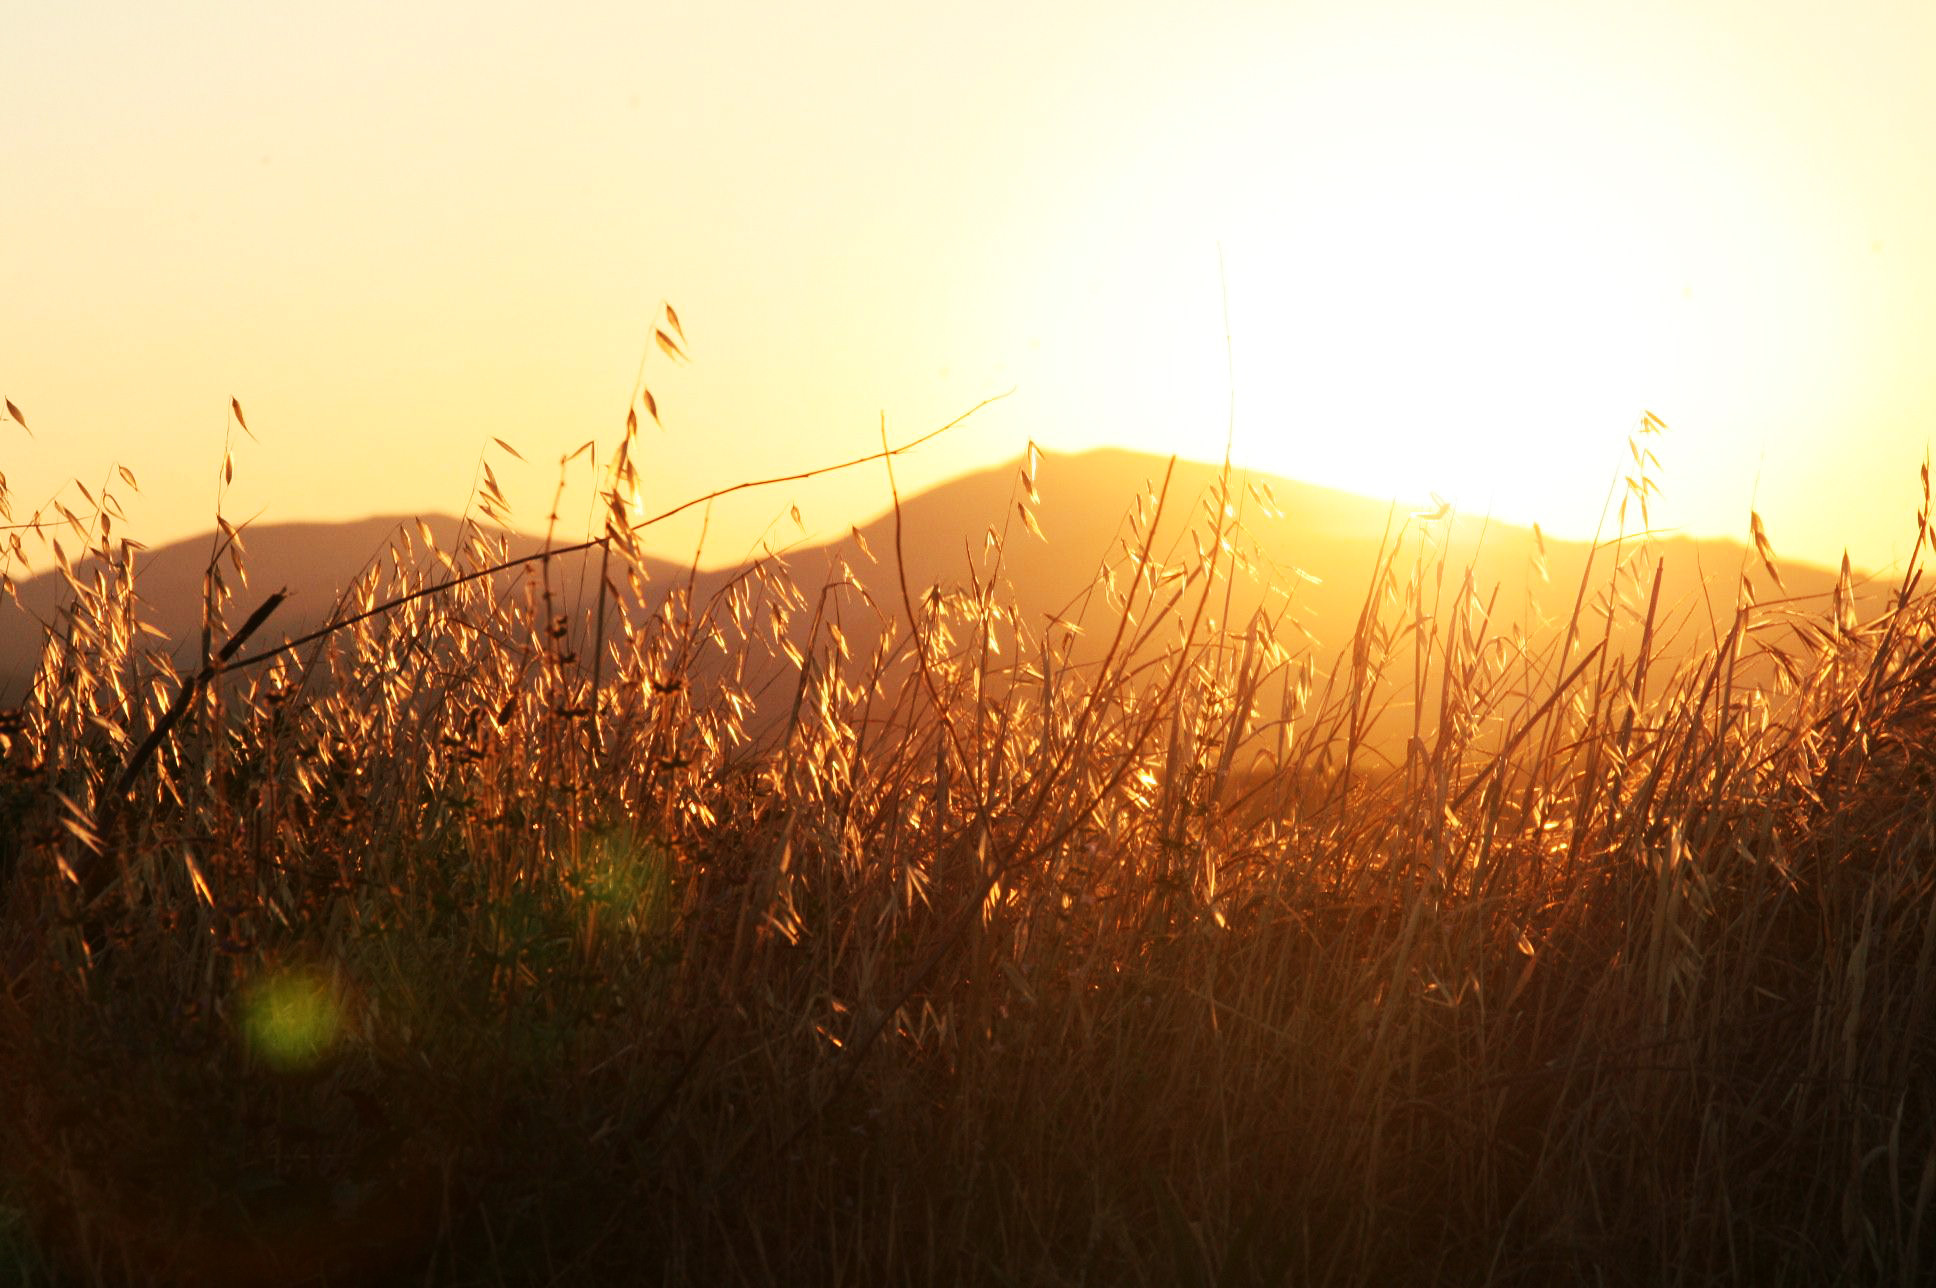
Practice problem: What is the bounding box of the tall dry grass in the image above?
[3,378,1936,1286]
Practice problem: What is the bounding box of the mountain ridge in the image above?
[1,448,1876,706]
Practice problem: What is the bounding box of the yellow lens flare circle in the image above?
[240,968,345,1074]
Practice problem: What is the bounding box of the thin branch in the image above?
[221,397,1007,676]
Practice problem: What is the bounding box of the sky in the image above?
[5,0,1935,576]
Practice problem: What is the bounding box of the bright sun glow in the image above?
[1217,178,1671,525]
[1201,80,1694,532]
[2,1,1925,571]
[1041,17,1849,544]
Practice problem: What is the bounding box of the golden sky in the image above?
[6,0,1934,573]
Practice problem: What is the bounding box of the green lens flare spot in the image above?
[241,969,342,1073]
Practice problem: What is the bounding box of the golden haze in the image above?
[2,0,1932,571]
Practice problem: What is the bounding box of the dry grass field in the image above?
[4,400,1936,1285]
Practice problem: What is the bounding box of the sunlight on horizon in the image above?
[3,0,1933,576]
[1014,7,1906,561]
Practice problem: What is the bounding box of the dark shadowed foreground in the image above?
[5,440,1936,1286]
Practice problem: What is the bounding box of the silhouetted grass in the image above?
[4,389,1936,1286]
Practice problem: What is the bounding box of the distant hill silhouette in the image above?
[786,446,1875,670]
[757,448,1884,759]
[3,451,1883,737]
[0,515,692,699]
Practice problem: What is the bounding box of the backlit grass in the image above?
[4,389,1936,1285]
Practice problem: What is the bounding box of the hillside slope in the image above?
[3,449,1877,720]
